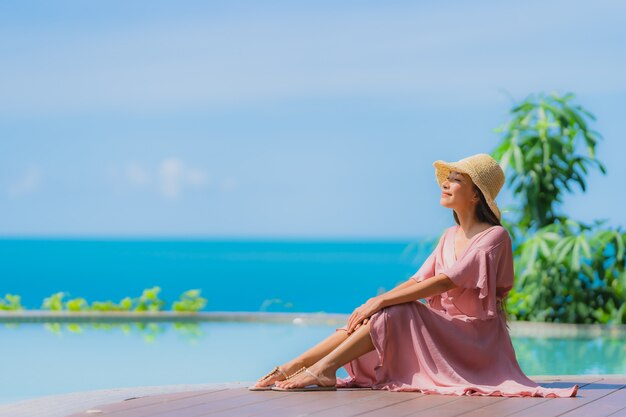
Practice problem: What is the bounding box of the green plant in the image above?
[133,286,166,312]
[492,91,625,323]
[493,91,606,232]
[66,297,89,312]
[2,288,209,313]
[41,292,91,312]
[508,219,626,323]
[42,292,67,311]
[90,297,134,312]
[0,294,24,311]
[172,289,207,312]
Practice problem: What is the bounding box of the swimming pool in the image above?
[2,319,624,405]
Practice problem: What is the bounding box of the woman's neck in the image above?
[456,210,484,237]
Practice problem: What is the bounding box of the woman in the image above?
[250,153,580,397]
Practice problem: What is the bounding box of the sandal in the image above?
[271,367,337,392]
[248,365,297,391]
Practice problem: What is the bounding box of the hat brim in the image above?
[432,160,502,221]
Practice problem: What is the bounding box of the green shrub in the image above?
[41,292,67,311]
[172,289,207,312]
[34,287,201,313]
[66,297,89,312]
[493,91,625,323]
[90,297,134,312]
[133,286,165,312]
[507,219,625,323]
[493,91,606,231]
[0,294,24,311]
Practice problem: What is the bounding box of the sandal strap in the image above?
[286,366,306,379]
[276,366,289,379]
[303,368,324,385]
[260,366,288,382]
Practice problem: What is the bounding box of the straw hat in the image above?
[432,153,505,221]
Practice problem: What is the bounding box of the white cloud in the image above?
[7,165,42,197]
[113,157,217,199]
[159,158,183,199]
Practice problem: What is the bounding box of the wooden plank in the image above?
[452,378,604,417]
[453,395,547,417]
[304,391,432,417]
[130,389,291,417]
[605,406,626,417]
[71,389,277,417]
[65,390,227,416]
[359,394,470,417]
[135,389,372,417]
[403,395,506,417]
[558,385,626,417]
[214,389,388,417]
[63,377,626,417]
[504,379,624,417]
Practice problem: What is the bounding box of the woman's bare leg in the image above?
[288,329,351,368]
[274,321,375,389]
[253,329,350,387]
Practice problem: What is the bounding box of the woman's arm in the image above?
[349,278,416,333]
[383,277,416,295]
[346,274,457,333]
[361,278,424,313]
[379,274,453,303]
[379,274,456,308]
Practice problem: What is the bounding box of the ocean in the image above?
[0,238,434,314]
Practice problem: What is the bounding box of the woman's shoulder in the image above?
[476,225,512,251]
[442,224,510,250]
[487,224,509,237]
[443,225,458,240]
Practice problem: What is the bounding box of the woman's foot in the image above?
[251,360,307,388]
[273,363,336,390]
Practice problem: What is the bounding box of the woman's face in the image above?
[440,170,478,210]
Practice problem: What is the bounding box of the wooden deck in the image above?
[65,375,626,417]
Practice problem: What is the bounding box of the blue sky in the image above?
[1,0,624,239]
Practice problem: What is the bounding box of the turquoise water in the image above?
[1,321,624,405]
[0,238,431,313]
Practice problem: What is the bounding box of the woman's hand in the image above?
[347,296,384,334]
[352,317,369,333]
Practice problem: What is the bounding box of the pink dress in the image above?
[335,224,579,398]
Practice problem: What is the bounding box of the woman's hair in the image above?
[451,183,501,227]
[452,183,511,327]
[452,183,502,226]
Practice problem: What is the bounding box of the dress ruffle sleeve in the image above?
[441,244,502,320]
[410,233,444,284]
[410,251,436,283]
[409,233,446,308]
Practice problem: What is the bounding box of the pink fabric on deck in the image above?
[335,224,579,398]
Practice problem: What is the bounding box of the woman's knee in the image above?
[383,302,415,317]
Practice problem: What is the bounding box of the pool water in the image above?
[1,321,624,405]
